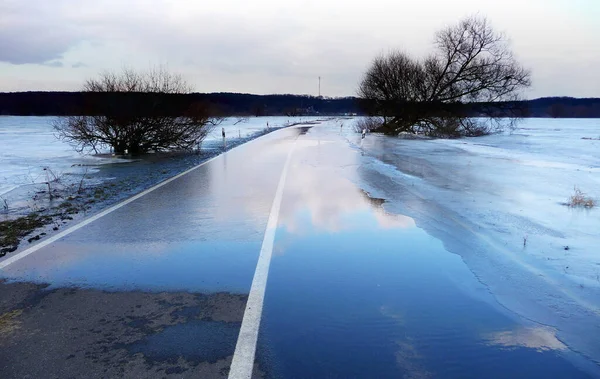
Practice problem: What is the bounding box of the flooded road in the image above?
[1,120,598,378]
[258,126,596,378]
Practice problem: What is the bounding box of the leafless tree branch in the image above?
[358,15,531,137]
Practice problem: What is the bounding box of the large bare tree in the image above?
[55,66,220,155]
[358,16,531,137]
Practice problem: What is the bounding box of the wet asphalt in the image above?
[0,122,597,378]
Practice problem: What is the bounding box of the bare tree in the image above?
[55,66,220,155]
[358,16,531,137]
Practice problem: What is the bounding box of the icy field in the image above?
[0,115,313,203]
[346,118,600,365]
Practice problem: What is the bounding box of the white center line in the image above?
[228,141,296,379]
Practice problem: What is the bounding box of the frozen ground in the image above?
[0,115,317,213]
[341,118,600,366]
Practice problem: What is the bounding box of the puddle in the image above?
[127,320,240,364]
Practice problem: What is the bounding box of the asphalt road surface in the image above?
[1,121,597,378]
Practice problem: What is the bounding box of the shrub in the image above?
[54,66,220,155]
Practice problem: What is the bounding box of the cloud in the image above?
[43,61,64,68]
[0,0,598,96]
[0,29,74,65]
[0,0,376,94]
[0,1,82,64]
[71,62,87,68]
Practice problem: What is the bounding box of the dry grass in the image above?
[0,213,54,256]
[0,309,23,336]
[568,187,595,208]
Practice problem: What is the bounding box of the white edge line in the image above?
[0,140,254,270]
[228,141,296,379]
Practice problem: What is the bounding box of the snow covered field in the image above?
[346,118,600,366]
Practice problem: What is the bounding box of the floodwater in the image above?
[0,129,295,292]
[1,119,599,378]
[0,115,315,204]
[257,126,597,378]
[348,118,600,372]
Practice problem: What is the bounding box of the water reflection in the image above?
[260,127,592,378]
[381,306,433,379]
[395,339,433,379]
[483,327,567,352]
[276,137,415,235]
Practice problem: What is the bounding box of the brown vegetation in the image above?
[568,187,595,208]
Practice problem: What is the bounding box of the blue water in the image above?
[260,208,591,378]
[11,240,262,293]
[255,129,594,378]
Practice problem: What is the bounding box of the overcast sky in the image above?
[1,0,598,97]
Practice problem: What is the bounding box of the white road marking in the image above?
[228,141,296,379]
[0,151,226,270]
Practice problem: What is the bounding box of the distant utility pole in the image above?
[318,76,321,97]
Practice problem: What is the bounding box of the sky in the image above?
[1,0,599,98]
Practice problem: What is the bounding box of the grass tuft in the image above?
[568,186,595,208]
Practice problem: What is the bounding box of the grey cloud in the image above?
[42,61,64,67]
[0,0,369,95]
[0,28,73,64]
[1,0,599,97]
[2,1,285,68]
[0,1,82,64]
[72,62,87,68]
[110,11,366,83]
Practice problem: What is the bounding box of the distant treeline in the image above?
[0,92,358,117]
[519,97,600,118]
[1,92,599,118]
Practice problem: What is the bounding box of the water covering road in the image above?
[0,120,597,378]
